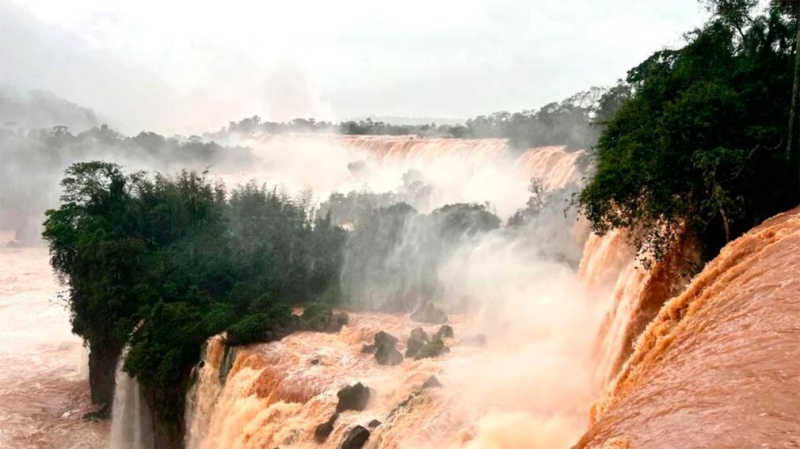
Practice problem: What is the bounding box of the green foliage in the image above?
[0,123,252,243]
[340,202,500,311]
[43,162,347,435]
[578,8,797,263]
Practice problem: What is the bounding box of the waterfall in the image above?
[109,352,154,449]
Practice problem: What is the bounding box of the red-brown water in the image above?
[0,237,109,449]
[577,207,800,448]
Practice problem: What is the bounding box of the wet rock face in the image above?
[314,413,339,443]
[341,425,371,449]
[336,382,371,413]
[405,327,430,358]
[421,375,442,389]
[414,337,449,360]
[410,302,448,324]
[373,331,403,366]
[433,324,454,340]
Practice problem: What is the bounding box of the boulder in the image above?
[336,382,371,413]
[367,419,382,428]
[341,425,371,449]
[421,375,442,389]
[373,331,403,366]
[404,327,429,358]
[433,324,454,340]
[414,337,449,360]
[410,302,448,324]
[375,345,403,366]
[374,331,399,347]
[314,413,339,443]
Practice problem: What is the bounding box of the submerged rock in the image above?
[341,425,371,449]
[463,334,487,346]
[368,419,382,428]
[410,302,448,324]
[314,413,339,443]
[361,344,376,354]
[336,382,371,413]
[414,337,449,360]
[433,324,454,340]
[405,327,430,358]
[421,375,442,389]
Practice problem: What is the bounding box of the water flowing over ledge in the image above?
[577,207,800,448]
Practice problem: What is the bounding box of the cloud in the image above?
[2,0,707,133]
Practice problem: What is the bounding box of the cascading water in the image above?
[109,352,154,449]
[7,134,756,449]
[181,138,643,449]
[577,207,800,448]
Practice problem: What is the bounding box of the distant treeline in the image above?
[0,124,251,242]
[206,86,623,151]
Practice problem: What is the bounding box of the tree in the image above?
[701,0,800,204]
[578,9,796,264]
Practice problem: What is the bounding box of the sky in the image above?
[0,0,708,135]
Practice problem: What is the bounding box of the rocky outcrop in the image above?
[341,425,371,449]
[410,302,448,324]
[414,337,449,360]
[421,375,442,389]
[336,382,371,413]
[314,413,339,443]
[433,324,453,340]
[374,331,403,366]
[89,344,119,408]
[405,328,429,358]
[219,346,238,385]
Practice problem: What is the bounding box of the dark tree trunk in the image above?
[152,426,183,449]
[789,11,800,203]
[88,344,119,407]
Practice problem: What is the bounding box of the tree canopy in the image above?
[578,5,798,264]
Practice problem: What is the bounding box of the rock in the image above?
[375,345,403,366]
[463,334,487,346]
[330,312,349,331]
[433,325,454,340]
[314,413,339,443]
[361,344,376,354]
[373,331,403,366]
[410,302,448,324]
[82,403,110,421]
[374,331,399,347]
[310,358,320,365]
[336,382,371,413]
[219,346,238,385]
[404,327,429,358]
[421,375,442,389]
[367,419,381,428]
[414,337,449,360]
[341,425,370,449]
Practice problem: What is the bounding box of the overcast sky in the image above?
[0,0,708,135]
